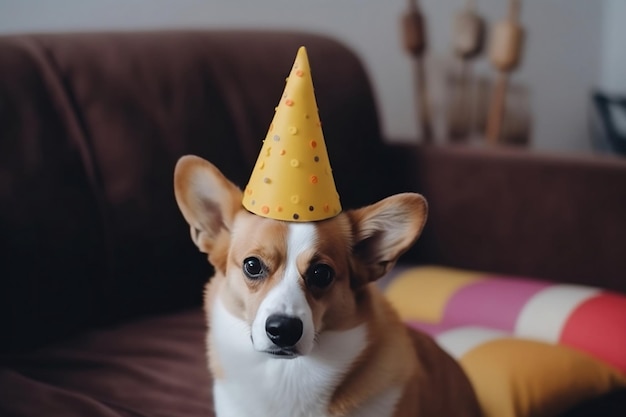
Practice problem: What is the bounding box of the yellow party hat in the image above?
[242,47,341,222]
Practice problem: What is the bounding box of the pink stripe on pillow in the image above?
[560,293,626,373]
[442,278,549,332]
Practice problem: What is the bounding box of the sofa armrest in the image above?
[385,143,626,293]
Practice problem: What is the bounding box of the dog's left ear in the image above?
[174,155,242,254]
[348,193,428,282]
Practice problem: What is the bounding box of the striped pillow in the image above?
[384,266,626,417]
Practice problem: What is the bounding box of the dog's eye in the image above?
[305,263,334,289]
[243,257,266,279]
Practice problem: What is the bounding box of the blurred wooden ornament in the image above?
[486,0,525,144]
[402,0,433,143]
[402,4,426,56]
[448,1,486,142]
[453,9,486,60]
[489,20,524,72]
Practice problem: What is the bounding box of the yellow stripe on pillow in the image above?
[385,266,483,323]
[459,338,626,417]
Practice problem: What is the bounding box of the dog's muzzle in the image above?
[264,314,303,357]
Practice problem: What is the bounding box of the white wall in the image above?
[0,0,613,153]
[601,0,626,93]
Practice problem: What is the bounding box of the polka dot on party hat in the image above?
[242,46,342,222]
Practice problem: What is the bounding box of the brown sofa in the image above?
[1,30,625,417]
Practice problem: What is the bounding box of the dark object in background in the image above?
[591,91,626,156]
[559,388,626,417]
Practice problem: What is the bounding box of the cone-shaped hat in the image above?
[242,47,341,222]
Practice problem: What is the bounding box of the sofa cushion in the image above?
[384,266,626,417]
[0,308,213,417]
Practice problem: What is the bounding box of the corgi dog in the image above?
[174,155,481,417]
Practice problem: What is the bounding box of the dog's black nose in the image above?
[265,314,303,348]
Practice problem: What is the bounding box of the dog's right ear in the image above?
[174,155,242,254]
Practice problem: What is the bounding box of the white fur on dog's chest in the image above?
[210,299,399,417]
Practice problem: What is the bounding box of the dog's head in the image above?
[174,155,427,358]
